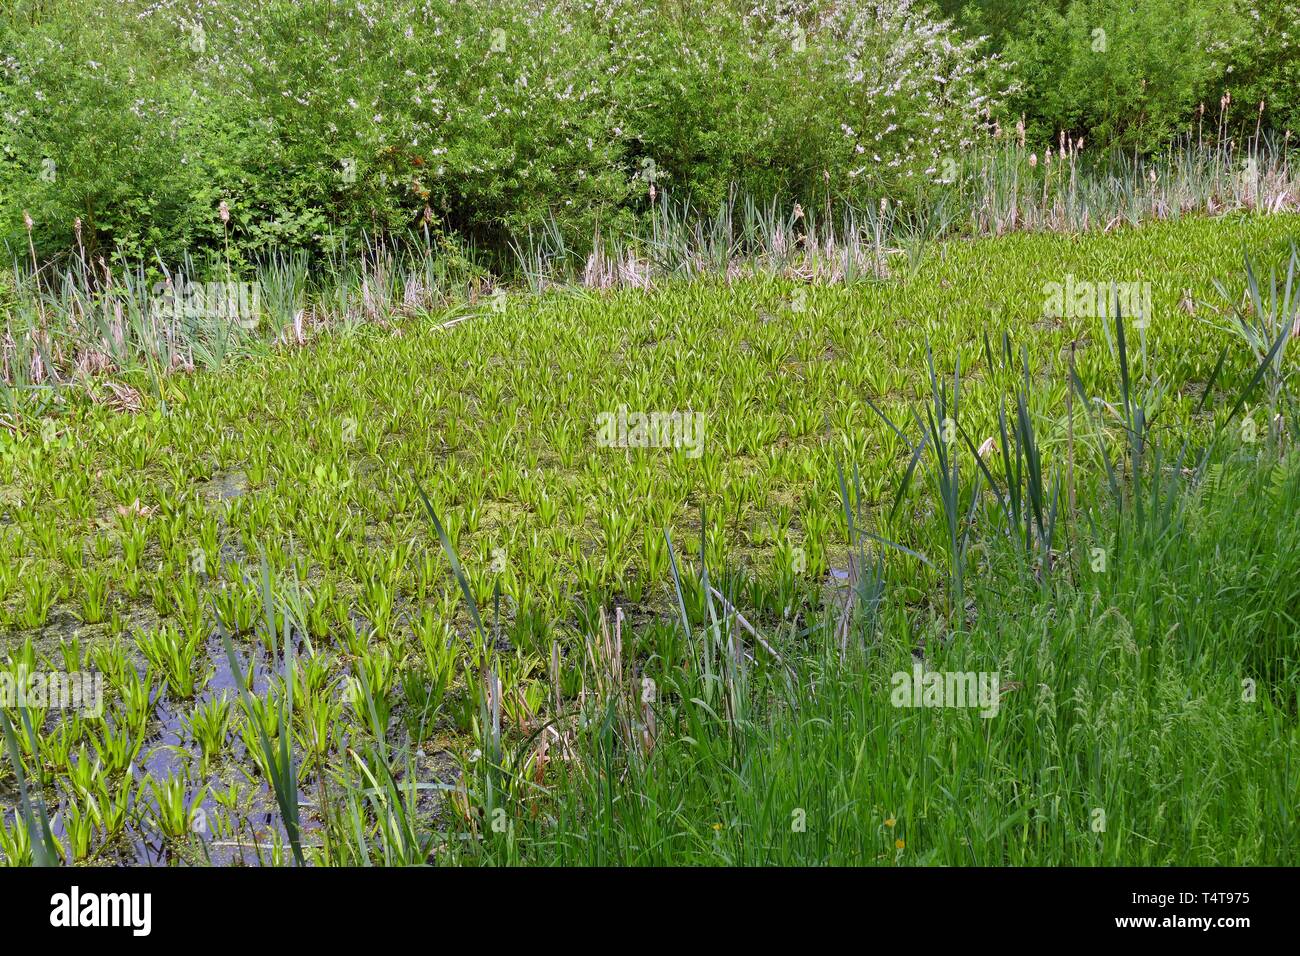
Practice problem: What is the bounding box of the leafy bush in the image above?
[945,0,1295,149]
[1218,0,1300,137]
[0,0,631,265]
[1000,0,1242,152]
[594,0,1008,208]
[12,0,1290,267]
[0,0,1005,268]
[0,5,222,264]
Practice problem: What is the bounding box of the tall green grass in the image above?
[425,317,1299,866]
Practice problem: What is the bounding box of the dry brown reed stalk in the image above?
[707,583,793,678]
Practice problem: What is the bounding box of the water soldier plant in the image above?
[1,213,1298,865]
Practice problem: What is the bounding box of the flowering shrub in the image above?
[0,3,228,263]
[597,0,1007,207]
[1,0,1004,266]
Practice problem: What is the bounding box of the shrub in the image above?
[998,0,1243,151]
[0,1,631,264]
[0,4,223,264]
[1217,0,1300,137]
[600,0,1008,207]
[2,0,1008,267]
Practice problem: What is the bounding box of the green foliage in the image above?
[457,447,1300,865]
[943,0,1298,150]
[0,0,1001,266]
[1001,0,1242,151]
[0,4,224,263]
[1218,0,1300,136]
[601,0,1006,208]
[1,0,1299,870]
[3,0,1294,268]
[2,215,1300,865]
